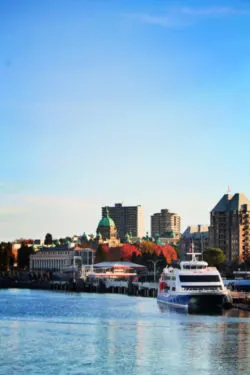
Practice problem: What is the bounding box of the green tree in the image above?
[203,248,226,268]
[18,245,35,269]
[245,254,250,268]
[0,242,13,271]
[95,245,108,263]
[0,242,9,271]
[44,233,53,245]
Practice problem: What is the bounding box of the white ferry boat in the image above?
[157,253,232,313]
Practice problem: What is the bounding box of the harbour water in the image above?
[0,289,249,375]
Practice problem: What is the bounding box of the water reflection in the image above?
[0,290,249,375]
[157,303,250,375]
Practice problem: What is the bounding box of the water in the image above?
[0,289,249,375]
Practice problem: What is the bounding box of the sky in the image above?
[1,0,250,241]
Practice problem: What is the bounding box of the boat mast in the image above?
[187,240,202,262]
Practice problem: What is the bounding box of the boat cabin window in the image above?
[162,275,170,281]
[172,286,176,291]
[179,275,220,282]
[183,265,206,270]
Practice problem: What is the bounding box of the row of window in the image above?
[162,275,176,281]
[179,275,220,282]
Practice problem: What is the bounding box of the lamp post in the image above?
[147,260,161,282]
[201,234,203,261]
[91,249,95,273]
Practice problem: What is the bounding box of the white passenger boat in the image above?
[157,252,232,313]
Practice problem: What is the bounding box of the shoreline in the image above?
[1,281,250,311]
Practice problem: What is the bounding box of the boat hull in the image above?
[157,292,232,313]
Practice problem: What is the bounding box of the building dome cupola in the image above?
[96,206,118,243]
[98,207,115,227]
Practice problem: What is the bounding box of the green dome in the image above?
[124,233,131,243]
[98,207,115,227]
[156,238,164,246]
[169,231,175,238]
[98,217,115,227]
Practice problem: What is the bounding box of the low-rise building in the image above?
[29,243,94,272]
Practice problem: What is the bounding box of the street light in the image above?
[147,259,161,282]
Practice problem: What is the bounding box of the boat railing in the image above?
[180,288,224,294]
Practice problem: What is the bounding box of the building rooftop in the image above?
[229,193,250,211]
[211,193,250,213]
[182,225,209,239]
[39,243,74,252]
[93,261,145,269]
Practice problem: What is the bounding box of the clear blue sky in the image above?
[1,0,250,241]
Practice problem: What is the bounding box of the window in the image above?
[179,275,220,282]
[163,275,170,281]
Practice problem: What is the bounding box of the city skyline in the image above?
[1,0,250,240]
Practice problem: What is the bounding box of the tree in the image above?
[18,245,35,269]
[0,242,12,271]
[44,233,53,245]
[172,244,181,259]
[161,244,178,264]
[95,244,109,263]
[203,248,226,268]
[120,243,140,261]
[138,241,177,264]
[244,255,250,271]
[138,240,156,254]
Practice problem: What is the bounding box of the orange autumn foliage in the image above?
[120,243,141,261]
[161,244,178,264]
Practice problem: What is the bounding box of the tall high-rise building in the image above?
[209,193,250,262]
[151,209,181,237]
[101,203,144,240]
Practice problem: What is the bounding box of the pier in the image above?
[0,276,159,297]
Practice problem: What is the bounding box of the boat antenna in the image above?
[186,239,202,261]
